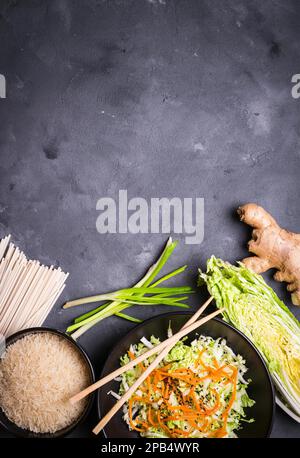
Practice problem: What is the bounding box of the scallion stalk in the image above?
[65,238,192,340]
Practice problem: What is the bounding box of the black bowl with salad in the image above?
[98,312,275,438]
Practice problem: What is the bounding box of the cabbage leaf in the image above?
[199,256,300,416]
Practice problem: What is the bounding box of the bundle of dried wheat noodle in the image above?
[0,235,68,336]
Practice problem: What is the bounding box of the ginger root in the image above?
[238,203,300,306]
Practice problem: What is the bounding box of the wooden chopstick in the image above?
[92,306,223,435]
[70,296,213,405]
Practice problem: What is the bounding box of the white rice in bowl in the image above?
[0,332,91,434]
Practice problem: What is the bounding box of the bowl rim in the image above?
[98,311,275,438]
[0,326,95,438]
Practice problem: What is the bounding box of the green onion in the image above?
[64,238,192,340]
[63,286,192,309]
[114,312,142,324]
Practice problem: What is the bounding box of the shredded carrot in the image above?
[160,380,165,398]
[128,350,135,360]
[164,379,170,399]
[138,360,145,372]
[148,408,158,427]
[157,412,174,438]
[212,357,220,369]
[212,370,238,437]
[194,348,205,367]
[160,363,172,371]
[124,341,246,439]
[128,398,146,432]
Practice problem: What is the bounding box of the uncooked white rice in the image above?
[0,332,90,433]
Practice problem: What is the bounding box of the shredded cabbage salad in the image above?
[115,334,254,438]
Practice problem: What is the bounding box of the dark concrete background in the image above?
[0,0,299,438]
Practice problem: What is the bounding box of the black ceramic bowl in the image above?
[0,327,95,438]
[98,312,275,438]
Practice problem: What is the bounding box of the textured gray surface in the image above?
[0,0,300,438]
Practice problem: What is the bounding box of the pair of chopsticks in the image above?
[70,297,223,434]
